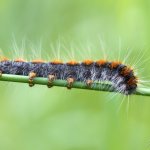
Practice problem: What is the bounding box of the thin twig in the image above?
[0,74,149,96]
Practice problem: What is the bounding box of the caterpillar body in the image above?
[0,58,138,95]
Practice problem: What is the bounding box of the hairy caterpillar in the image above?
[0,37,148,96]
[0,57,137,95]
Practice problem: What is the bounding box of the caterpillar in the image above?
[0,57,137,95]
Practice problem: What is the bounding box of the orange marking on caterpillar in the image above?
[127,77,138,85]
[14,58,26,62]
[82,59,94,65]
[67,60,79,65]
[96,60,107,66]
[121,67,132,76]
[51,59,63,65]
[32,59,45,63]
[0,56,9,62]
[110,61,121,69]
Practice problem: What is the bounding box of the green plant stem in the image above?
[0,74,149,96]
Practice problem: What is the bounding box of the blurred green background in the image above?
[0,0,150,150]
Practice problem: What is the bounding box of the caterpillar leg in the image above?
[28,72,36,87]
[67,78,75,89]
[86,80,93,87]
[47,75,55,88]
